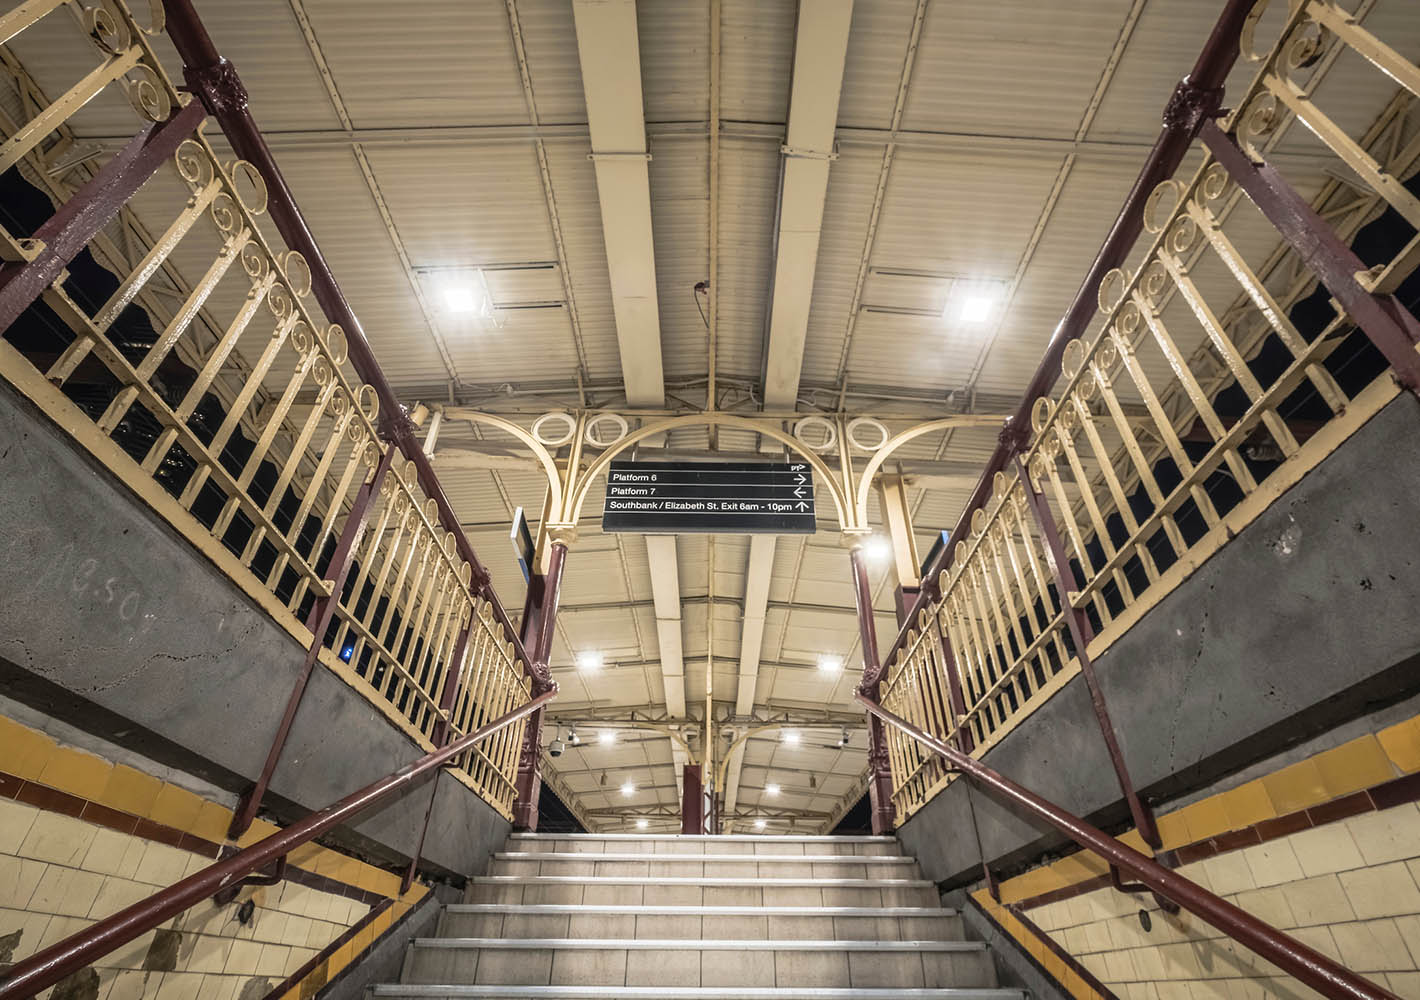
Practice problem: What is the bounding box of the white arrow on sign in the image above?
[795,475,807,484]
[796,501,809,511]
[793,487,805,497]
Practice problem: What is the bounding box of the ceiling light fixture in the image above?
[765,783,781,797]
[945,279,1005,325]
[817,654,843,674]
[620,780,636,797]
[781,730,800,747]
[635,818,649,830]
[754,818,767,831]
[599,730,616,747]
[863,536,892,563]
[576,650,604,671]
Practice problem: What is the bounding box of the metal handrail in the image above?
[855,694,1398,1000]
[0,688,556,1000]
[878,0,1257,678]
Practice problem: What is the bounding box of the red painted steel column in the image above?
[0,100,206,332]
[513,541,567,830]
[680,763,704,835]
[229,444,397,838]
[1199,119,1420,394]
[850,544,895,835]
[1014,458,1162,852]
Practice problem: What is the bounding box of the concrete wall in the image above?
[0,377,510,880]
[899,392,1420,888]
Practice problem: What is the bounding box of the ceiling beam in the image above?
[571,0,664,408]
[645,535,687,717]
[761,0,855,410]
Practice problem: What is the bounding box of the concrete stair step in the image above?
[403,938,996,989]
[463,876,938,908]
[438,904,963,941]
[374,988,1025,1000]
[506,834,900,857]
[489,854,918,880]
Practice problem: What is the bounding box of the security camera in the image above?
[837,728,851,748]
[549,739,566,757]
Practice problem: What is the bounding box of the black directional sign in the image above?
[602,460,817,534]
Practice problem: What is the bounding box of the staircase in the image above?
[372,832,1025,999]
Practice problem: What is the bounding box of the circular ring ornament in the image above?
[174,139,212,188]
[229,159,268,215]
[326,324,349,366]
[583,412,629,448]
[1031,396,1055,434]
[793,415,838,453]
[846,417,889,453]
[1097,267,1132,315]
[283,251,313,298]
[1061,339,1087,380]
[532,411,577,447]
[123,65,170,123]
[1143,179,1185,235]
[357,384,380,423]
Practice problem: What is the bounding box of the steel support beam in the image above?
[230,444,397,838]
[761,0,855,409]
[570,0,664,408]
[646,534,687,717]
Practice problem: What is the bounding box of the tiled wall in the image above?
[0,714,428,1000]
[977,711,1420,1000]
[1030,804,1420,999]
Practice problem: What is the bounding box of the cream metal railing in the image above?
[881,0,1420,820]
[0,1,530,817]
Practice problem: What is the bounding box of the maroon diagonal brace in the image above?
[857,695,1397,1000]
[1200,119,1420,395]
[229,443,398,838]
[0,99,206,334]
[1013,457,1163,854]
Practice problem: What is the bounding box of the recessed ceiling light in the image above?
[635,818,649,830]
[577,650,604,671]
[781,730,800,747]
[960,295,995,322]
[818,654,843,674]
[599,730,616,746]
[765,783,781,797]
[620,780,636,797]
[864,536,892,563]
[442,283,479,313]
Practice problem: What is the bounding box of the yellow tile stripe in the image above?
[974,889,1112,1000]
[0,713,407,899]
[995,714,1420,905]
[272,884,431,1000]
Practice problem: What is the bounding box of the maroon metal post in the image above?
[1013,458,1162,853]
[0,99,206,332]
[400,619,474,894]
[849,545,896,835]
[879,0,1256,673]
[513,541,567,830]
[0,689,556,1000]
[855,695,1396,1000]
[158,0,538,681]
[1199,119,1420,394]
[229,444,398,838]
[680,763,704,835]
